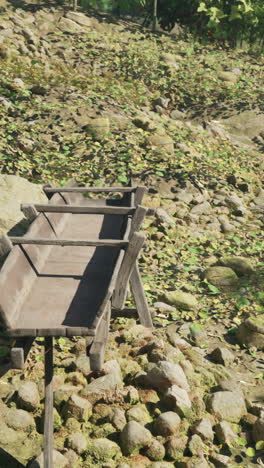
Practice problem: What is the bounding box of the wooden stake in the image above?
[130,262,153,328]
[44,337,53,468]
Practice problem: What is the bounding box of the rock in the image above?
[219,256,254,276]
[0,381,13,399]
[236,317,264,350]
[149,462,174,468]
[217,378,241,393]
[154,302,176,314]
[170,110,186,120]
[202,267,238,287]
[126,404,152,425]
[58,17,84,33]
[190,201,212,215]
[120,421,153,456]
[31,85,47,95]
[0,96,12,108]
[214,421,237,445]
[86,438,121,461]
[82,360,123,396]
[5,408,35,432]
[164,385,192,417]
[145,439,165,461]
[65,11,92,27]
[225,193,244,208]
[85,117,110,140]
[189,324,207,347]
[147,134,174,154]
[209,453,230,467]
[64,393,92,422]
[156,208,175,225]
[154,97,170,109]
[29,450,68,468]
[177,456,210,468]
[208,391,246,422]
[188,434,204,457]
[154,411,181,436]
[220,110,264,147]
[54,384,81,407]
[166,325,191,349]
[65,371,86,387]
[252,418,264,442]
[175,190,193,204]
[165,434,188,460]
[161,52,180,70]
[75,354,91,376]
[0,175,47,235]
[220,221,235,233]
[210,347,235,367]
[192,418,214,441]
[218,71,239,83]
[17,381,40,411]
[146,361,190,392]
[109,408,127,431]
[163,291,198,311]
[13,78,25,89]
[66,432,87,454]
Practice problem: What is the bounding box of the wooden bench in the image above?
[0,180,153,468]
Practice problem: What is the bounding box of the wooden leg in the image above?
[44,337,53,468]
[11,337,34,369]
[130,262,153,328]
[89,302,111,372]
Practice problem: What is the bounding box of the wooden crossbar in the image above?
[8,237,128,248]
[21,203,136,215]
[43,186,139,193]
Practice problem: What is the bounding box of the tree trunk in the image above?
[152,0,158,32]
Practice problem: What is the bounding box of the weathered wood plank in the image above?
[130,205,148,238]
[21,204,38,221]
[130,262,153,328]
[112,232,146,310]
[134,186,148,206]
[0,234,13,256]
[43,187,135,194]
[11,337,34,369]
[9,237,128,248]
[21,204,136,215]
[44,336,53,468]
[89,302,111,371]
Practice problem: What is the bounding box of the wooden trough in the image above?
[0,180,153,468]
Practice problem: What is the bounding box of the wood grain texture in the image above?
[21,204,38,221]
[130,205,148,238]
[9,237,128,248]
[44,336,53,468]
[43,187,135,194]
[134,186,148,206]
[130,262,153,328]
[11,337,34,369]
[112,232,146,309]
[89,302,111,371]
[22,204,136,215]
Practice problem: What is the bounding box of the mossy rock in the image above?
[163,291,198,311]
[219,256,254,276]
[236,317,264,350]
[202,267,238,287]
[86,438,121,461]
[86,118,110,140]
[147,134,174,154]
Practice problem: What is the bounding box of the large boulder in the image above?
[0,175,47,236]
[236,317,264,350]
[120,420,152,455]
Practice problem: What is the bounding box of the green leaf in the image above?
[256,441,264,450]
[58,338,66,346]
[245,447,255,457]
[207,283,221,294]
[236,437,247,446]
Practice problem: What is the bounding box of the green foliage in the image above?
[197,0,264,44]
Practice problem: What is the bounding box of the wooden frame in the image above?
[0,181,153,468]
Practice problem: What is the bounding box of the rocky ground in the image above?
[0,2,263,467]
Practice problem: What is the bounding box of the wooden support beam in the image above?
[9,237,128,248]
[112,232,146,310]
[130,205,148,238]
[130,262,153,328]
[21,204,38,222]
[0,234,13,256]
[134,186,148,206]
[44,336,53,468]
[21,203,136,216]
[11,337,35,369]
[89,302,111,371]
[43,186,136,194]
